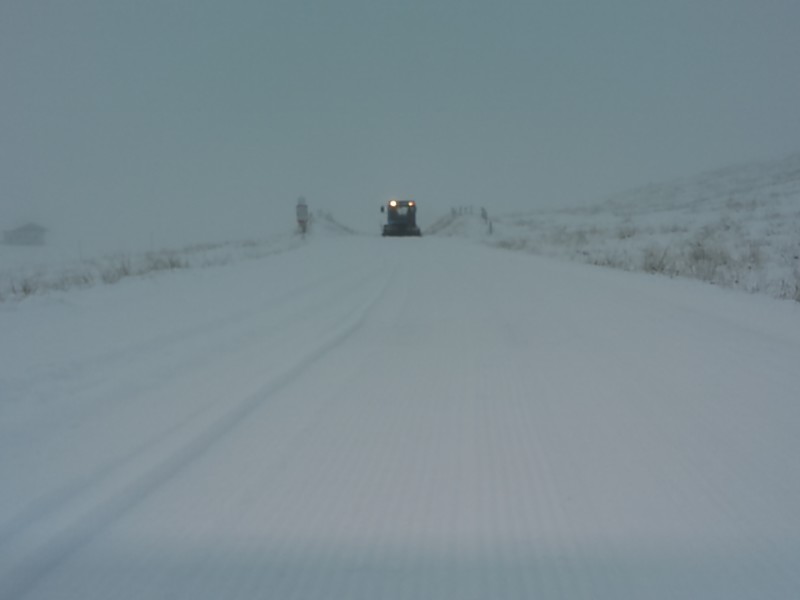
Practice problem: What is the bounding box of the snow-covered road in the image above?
[2,235,799,599]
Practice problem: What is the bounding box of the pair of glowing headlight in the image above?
[388,200,414,208]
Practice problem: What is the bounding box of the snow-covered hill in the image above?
[438,154,800,302]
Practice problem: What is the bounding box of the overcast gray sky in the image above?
[2,0,799,247]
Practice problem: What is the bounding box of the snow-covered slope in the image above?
[0,235,308,303]
[2,235,799,599]
[0,207,361,304]
[447,154,800,301]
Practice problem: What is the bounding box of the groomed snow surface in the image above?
[2,234,800,599]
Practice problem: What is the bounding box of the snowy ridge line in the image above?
[0,269,393,600]
[0,234,303,303]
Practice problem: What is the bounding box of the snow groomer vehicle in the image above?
[381,199,421,237]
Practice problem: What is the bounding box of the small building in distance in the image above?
[3,223,48,246]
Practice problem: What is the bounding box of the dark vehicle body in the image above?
[381,199,421,237]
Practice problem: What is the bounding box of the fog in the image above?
[3,0,800,254]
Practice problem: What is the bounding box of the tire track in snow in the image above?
[0,268,393,600]
[0,264,382,547]
[4,261,374,424]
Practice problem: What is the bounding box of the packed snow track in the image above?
[2,236,799,599]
